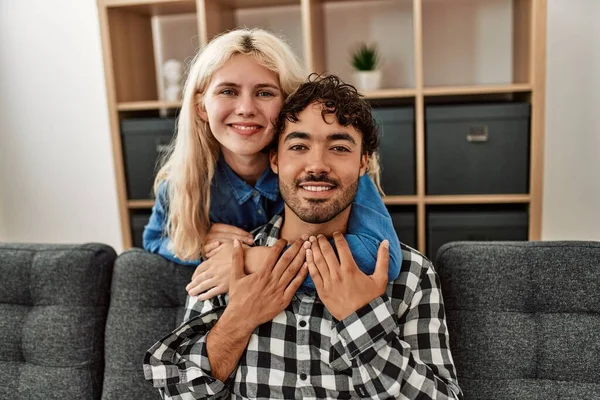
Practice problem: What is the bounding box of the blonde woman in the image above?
[143,28,402,298]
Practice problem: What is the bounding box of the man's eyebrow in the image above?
[283,131,310,142]
[328,132,357,145]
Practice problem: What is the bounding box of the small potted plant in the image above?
[350,43,382,91]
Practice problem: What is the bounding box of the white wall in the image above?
[0,0,123,251]
[541,0,600,240]
[0,0,598,250]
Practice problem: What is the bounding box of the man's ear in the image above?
[359,153,368,176]
[270,149,279,174]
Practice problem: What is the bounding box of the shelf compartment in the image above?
[425,194,531,205]
[307,0,415,90]
[200,1,305,66]
[102,0,196,16]
[422,0,533,87]
[105,1,199,103]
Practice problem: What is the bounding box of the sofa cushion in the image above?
[436,241,600,400]
[0,243,115,400]
[102,249,194,400]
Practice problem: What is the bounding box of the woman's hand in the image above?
[203,223,254,259]
[187,242,235,299]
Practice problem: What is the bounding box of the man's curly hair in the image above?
[273,74,379,156]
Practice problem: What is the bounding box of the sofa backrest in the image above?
[436,241,600,400]
[102,249,194,400]
[0,243,115,400]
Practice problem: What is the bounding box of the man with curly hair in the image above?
[144,74,462,399]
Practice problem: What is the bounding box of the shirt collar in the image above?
[252,214,283,246]
[217,155,280,205]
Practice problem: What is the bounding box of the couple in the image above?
[143,74,462,399]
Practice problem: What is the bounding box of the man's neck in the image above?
[279,206,352,242]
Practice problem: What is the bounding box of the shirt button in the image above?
[257,209,263,215]
[299,320,307,327]
[299,373,307,381]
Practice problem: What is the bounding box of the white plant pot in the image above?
[353,70,382,91]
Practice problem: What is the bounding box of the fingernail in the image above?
[303,241,311,249]
[233,239,239,248]
[382,240,389,249]
[317,234,325,239]
[306,249,312,257]
[309,236,316,242]
[301,234,309,241]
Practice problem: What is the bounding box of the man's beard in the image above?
[279,173,359,224]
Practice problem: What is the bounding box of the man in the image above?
[144,75,462,399]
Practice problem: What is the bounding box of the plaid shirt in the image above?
[144,214,462,399]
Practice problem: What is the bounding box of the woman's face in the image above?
[198,54,283,159]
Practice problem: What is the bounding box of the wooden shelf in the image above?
[128,200,155,209]
[363,88,416,100]
[425,194,531,205]
[117,100,182,111]
[101,0,196,15]
[423,83,532,97]
[383,195,419,205]
[220,0,300,8]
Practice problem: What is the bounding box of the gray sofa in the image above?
[1,241,599,399]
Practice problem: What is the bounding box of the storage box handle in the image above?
[466,126,489,143]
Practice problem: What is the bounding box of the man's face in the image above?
[271,102,368,224]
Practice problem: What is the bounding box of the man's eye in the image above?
[332,146,350,152]
[289,145,307,151]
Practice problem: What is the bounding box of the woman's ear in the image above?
[270,149,279,174]
[197,103,208,122]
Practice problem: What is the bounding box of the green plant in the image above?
[350,43,380,71]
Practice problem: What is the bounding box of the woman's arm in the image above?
[344,174,403,279]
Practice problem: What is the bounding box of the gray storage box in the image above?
[131,213,152,248]
[387,207,417,250]
[121,118,176,199]
[373,107,415,195]
[426,103,530,195]
[427,209,528,260]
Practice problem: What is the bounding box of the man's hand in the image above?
[203,223,254,258]
[226,238,308,334]
[306,232,389,321]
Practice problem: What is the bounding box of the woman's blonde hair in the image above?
[154,28,306,261]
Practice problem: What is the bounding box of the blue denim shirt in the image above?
[143,156,402,282]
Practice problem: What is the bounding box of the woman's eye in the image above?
[257,91,274,97]
[219,89,235,95]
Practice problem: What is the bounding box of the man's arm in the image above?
[144,239,308,399]
[307,234,462,399]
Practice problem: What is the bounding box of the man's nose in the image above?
[304,149,331,175]
[236,93,257,117]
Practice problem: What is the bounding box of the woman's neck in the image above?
[220,148,270,186]
[279,206,352,243]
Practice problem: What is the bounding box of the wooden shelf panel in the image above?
[220,0,300,8]
[423,83,532,97]
[363,88,416,100]
[383,195,419,205]
[425,194,531,205]
[101,0,196,15]
[129,200,155,209]
[117,100,182,111]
